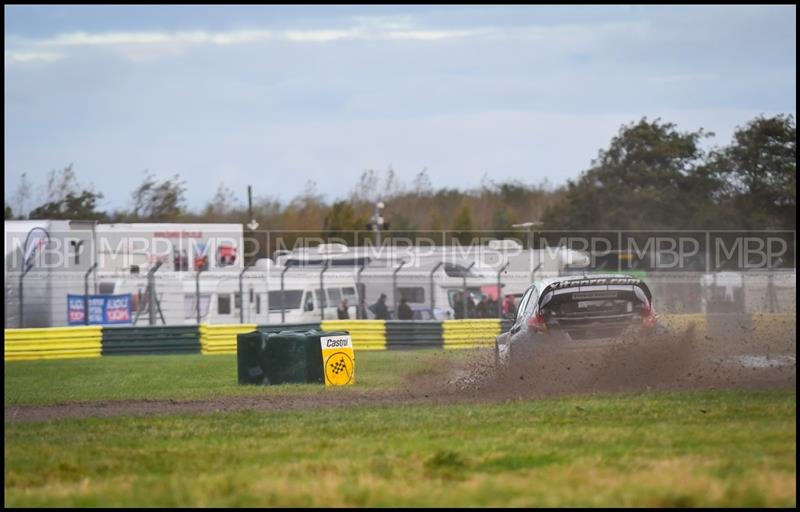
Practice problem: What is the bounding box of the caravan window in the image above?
[218,294,232,315]
[184,295,193,319]
[184,294,211,319]
[255,293,261,314]
[343,287,358,302]
[98,282,115,294]
[397,287,425,303]
[327,288,341,304]
[268,290,303,310]
[234,292,241,310]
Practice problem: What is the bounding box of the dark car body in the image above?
[495,274,660,366]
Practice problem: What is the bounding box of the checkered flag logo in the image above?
[330,357,347,375]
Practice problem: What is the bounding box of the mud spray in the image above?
[430,317,796,401]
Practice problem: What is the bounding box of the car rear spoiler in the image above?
[540,277,653,304]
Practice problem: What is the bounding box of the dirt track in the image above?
[5,321,796,423]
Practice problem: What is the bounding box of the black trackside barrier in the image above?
[102,325,200,355]
[385,320,443,349]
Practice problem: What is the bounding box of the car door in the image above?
[509,285,538,343]
[505,287,532,341]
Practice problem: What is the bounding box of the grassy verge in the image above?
[4,350,472,406]
[4,389,796,507]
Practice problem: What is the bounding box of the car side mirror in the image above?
[305,301,314,312]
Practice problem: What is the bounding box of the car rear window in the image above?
[550,298,635,316]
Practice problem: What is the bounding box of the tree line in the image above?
[6,114,796,242]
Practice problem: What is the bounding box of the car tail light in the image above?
[642,301,658,328]
[528,312,548,333]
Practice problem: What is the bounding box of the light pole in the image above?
[368,201,387,246]
[280,265,290,324]
[356,261,367,318]
[195,265,206,325]
[429,261,444,315]
[496,261,510,319]
[84,262,98,326]
[392,260,406,317]
[512,221,543,281]
[19,226,50,328]
[462,261,475,319]
[147,260,164,326]
[239,262,254,323]
[319,261,330,321]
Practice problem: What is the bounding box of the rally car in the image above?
[495,274,661,367]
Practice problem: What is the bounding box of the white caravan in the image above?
[269,241,592,321]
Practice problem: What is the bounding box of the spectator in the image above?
[476,296,489,318]
[502,295,517,319]
[397,297,413,320]
[369,293,390,320]
[452,292,464,319]
[337,298,350,320]
[488,297,499,317]
[466,294,477,318]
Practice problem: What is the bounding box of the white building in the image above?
[5,221,598,327]
[4,220,244,328]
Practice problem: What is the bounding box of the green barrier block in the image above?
[237,329,353,386]
[236,330,269,384]
[262,330,323,385]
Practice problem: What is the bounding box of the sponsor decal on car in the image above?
[550,277,641,289]
[571,291,620,300]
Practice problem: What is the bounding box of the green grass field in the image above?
[5,350,456,406]
[4,351,797,507]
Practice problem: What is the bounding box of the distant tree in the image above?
[542,118,713,229]
[492,206,518,239]
[201,182,241,220]
[704,114,796,229]
[351,169,380,204]
[323,200,365,245]
[429,211,443,231]
[4,203,13,220]
[412,168,433,196]
[274,180,327,248]
[11,172,32,219]
[130,171,187,221]
[497,181,530,208]
[382,165,403,198]
[451,200,474,244]
[29,190,107,220]
[252,196,283,225]
[28,164,107,220]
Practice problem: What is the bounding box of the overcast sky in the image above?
[4,5,796,214]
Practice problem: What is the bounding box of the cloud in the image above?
[3,18,644,66]
[282,29,359,43]
[4,51,63,65]
[9,20,495,53]
[34,29,275,47]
